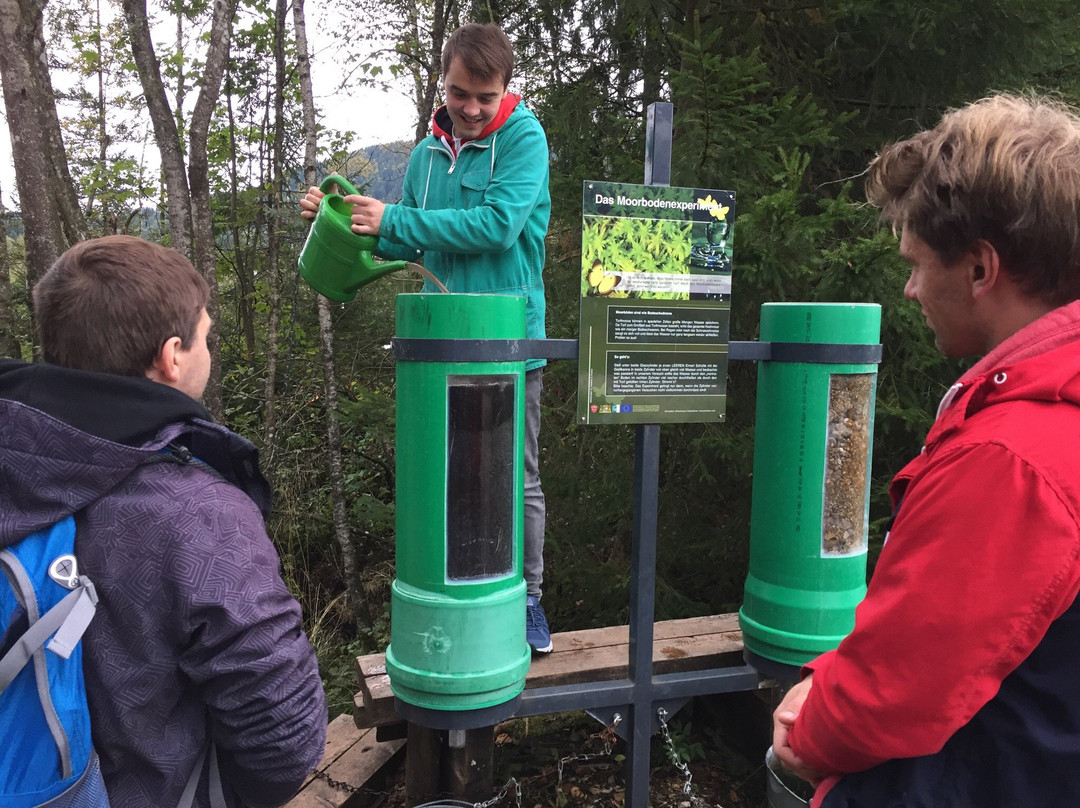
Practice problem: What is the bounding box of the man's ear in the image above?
[967,239,1004,299]
[146,336,183,386]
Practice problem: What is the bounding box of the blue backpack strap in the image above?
[0,515,99,796]
[0,555,99,686]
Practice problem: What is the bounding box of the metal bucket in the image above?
[765,746,813,808]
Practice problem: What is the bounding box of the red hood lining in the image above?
[432,92,521,144]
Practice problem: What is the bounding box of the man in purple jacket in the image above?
[0,236,327,807]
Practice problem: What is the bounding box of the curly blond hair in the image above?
[866,93,1080,305]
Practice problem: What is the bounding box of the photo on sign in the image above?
[581,192,733,301]
[576,181,735,426]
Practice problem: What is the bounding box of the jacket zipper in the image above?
[435,138,490,175]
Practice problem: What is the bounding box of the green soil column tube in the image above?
[386,293,531,727]
[739,302,881,678]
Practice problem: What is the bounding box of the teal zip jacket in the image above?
[375,96,550,370]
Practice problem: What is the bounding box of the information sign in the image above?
[576,180,736,424]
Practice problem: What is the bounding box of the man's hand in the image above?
[299,186,325,219]
[344,194,386,236]
[772,675,827,786]
[299,185,386,236]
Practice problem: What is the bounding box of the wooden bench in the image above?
[354,612,746,729]
[288,613,749,807]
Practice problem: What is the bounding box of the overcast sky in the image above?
[0,17,418,210]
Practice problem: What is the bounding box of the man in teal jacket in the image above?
[300,22,554,653]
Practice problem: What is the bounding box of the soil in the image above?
[822,374,873,555]
[372,711,770,808]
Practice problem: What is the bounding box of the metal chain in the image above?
[556,744,613,783]
[311,767,390,797]
[656,707,708,806]
[557,713,621,783]
[474,777,523,808]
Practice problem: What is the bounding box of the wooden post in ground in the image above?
[405,723,496,805]
[405,723,442,806]
[448,727,495,800]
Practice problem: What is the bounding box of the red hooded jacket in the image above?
[790,300,1080,806]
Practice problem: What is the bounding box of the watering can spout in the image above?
[297,174,410,302]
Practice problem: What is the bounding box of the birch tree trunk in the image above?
[121,0,194,259]
[187,0,238,420]
[0,184,19,359]
[123,0,236,420]
[293,0,318,186]
[0,0,66,350]
[224,74,257,362]
[293,0,365,622]
[23,0,87,246]
[261,0,286,458]
[415,0,452,144]
[84,0,106,223]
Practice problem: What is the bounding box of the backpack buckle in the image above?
[48,555,80,590]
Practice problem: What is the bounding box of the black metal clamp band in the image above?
[728,341,882,364]
[392,337,578,362]
[393,337,881,365]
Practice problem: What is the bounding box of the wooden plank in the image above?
[447,727,495,801]
[292,615,749,807]
[551,613,741,652]
[287,723,405,808]
[355,653,398,729]
[351,692,372,730]
[300,713,366,788]
[405,723,443,807]
[354,669,398,729]
[526,629,745,687]
[354,614,747,728]
[356,653,387,679]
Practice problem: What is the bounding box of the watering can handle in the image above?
[320,174,362,197]
[314,174,447,292]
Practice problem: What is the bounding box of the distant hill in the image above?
[360,140,412,202]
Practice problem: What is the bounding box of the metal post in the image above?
[624,100,674,808]
[627,423,660,806]
[644,102,673,187]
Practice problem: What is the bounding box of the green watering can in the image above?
[298,174,410,302]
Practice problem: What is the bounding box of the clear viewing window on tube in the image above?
[446,374,517,581]
[821,373,873,557]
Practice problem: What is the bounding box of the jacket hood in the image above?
[927,300,1080,448]
[0,358,212,444]
[432,92,522,143]
[0,359,269,547]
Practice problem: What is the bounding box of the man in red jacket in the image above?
[773,94,1080,807]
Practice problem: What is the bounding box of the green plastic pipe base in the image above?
[385,579,530,711]
[738,606,852,668]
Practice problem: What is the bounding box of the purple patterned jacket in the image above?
[0,359,327,807]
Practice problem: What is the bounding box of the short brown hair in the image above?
[34,235,209,376]
[442,23,514,88]
[866,93,1080,305]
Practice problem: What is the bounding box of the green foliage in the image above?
[9,0,1080,698]
[1,236,32,360]
[49,0,157,236]
[517,0,1075,629]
